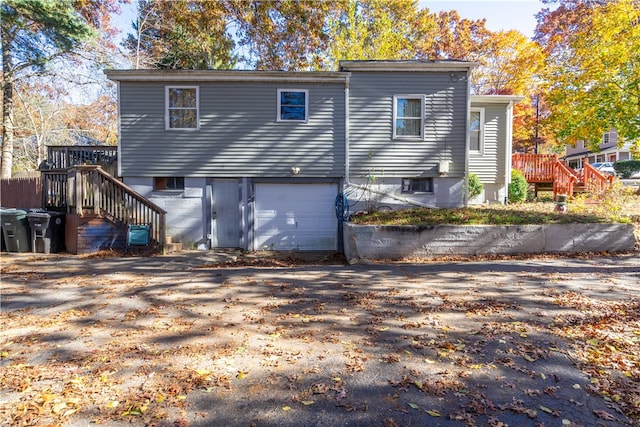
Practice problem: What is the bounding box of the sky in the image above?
[421,0,544,38]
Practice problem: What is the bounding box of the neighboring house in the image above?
[105,60,519,251]
[564,129,634,169]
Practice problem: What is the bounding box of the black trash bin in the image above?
[0,209,31,252]
[27,211,66,254]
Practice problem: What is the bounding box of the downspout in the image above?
[345,75,350,185]
[505,101,515,204]
[116,81,122,178]
[464,72,472,207]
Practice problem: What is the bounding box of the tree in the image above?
[1,0,123,178]
[327,0,433,67]
[421,10,491,61]
[230,0,343,71]
[123,0,236,70]
[534,0,608,56]
[542,0,640,151]
[470,29,548,153]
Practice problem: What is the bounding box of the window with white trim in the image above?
[166,86,199,130]
[469,108,484,152]
[393,95,425,139]
[277,89,308,122]
[603,132,610,145]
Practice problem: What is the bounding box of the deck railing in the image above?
[42,165,166,245]
[46,145,117,175]
[512,153,558,183]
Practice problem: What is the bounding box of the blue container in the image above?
[127,224,151,246]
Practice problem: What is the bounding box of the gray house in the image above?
[105,60,519,251]
[469,95,524,205]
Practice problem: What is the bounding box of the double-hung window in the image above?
[469,108,484,153]
[166,86,199,130]
[393,95,425,139]
[277,89,308,122]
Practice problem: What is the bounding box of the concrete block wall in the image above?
[344,223,637,262]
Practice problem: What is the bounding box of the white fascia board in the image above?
[471,95,525,104]
[104,69,350,84]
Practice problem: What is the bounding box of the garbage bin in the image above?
[27,211,66,254]
[0,209,5,252]
[0,209,31,252]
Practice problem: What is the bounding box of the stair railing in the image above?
[553,161,578,199]
[44,165,166,245]
[583,162,614,195]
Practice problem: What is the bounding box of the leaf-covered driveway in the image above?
[1,252,638,426]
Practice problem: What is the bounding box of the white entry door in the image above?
[254,183,337,251]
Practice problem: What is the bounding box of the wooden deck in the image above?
[512,154,614,199]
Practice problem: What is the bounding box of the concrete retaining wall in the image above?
[344,223,637,263]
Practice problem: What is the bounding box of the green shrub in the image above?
[508,169,528,204]
[467,173,484,200]
[614,160,640,178]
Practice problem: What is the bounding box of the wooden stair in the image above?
[512,154,614,199]
[42,163,171,254]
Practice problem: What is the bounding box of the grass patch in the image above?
[350,185,640,226]
[350,203,609,226]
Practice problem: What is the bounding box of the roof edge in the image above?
[471,94,525,104]
[104,69,350,83]
[339,60,477,72]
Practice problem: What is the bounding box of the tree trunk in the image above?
[1,31,14,178]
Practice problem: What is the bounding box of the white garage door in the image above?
[254,183,338,251]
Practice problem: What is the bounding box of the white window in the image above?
[393,95,425,139]
[166,86,199,130]
[277,89,308,122]
[469,108,484,153]
[603,132,610,145]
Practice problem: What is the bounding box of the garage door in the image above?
[254,183,337,251]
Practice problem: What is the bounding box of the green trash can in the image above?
[27,211,66,253]
[0,209,31,252]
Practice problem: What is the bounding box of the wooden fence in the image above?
[0,177,42,209]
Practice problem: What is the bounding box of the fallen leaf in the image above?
[425,409,441,417]
[301,400,315,406]
[593,409,616,420]
[282,406,292,411]
[540,405,560,416]
[407,402,419,410]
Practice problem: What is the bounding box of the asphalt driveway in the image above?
[1,251,639,426]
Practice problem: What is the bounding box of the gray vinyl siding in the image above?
[118,81,345,178]
[348,72,468,178]
[469,104,506,183]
